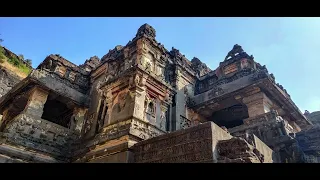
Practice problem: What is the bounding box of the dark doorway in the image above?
[41,93,73,128]
[210,104,249,128]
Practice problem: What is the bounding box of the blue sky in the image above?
[0,17,319,113]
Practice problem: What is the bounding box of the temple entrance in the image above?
[41,93,73,128]
[210,104,249,128]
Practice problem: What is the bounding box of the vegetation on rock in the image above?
[0,47,32,78]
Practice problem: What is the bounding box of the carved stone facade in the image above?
[0,23,314,163]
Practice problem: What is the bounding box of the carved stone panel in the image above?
[133,122,232,163]
[223,63,238,75]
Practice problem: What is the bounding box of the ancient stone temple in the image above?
[0,23,314,163]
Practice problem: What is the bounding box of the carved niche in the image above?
[144,94,156,124]
[109,89,135,124]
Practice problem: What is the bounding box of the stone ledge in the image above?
[0,143,63,163]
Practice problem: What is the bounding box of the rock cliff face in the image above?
[305,111,320,125]
[296,125,320,162]
[0,67,21,98]
[0,67,21,121]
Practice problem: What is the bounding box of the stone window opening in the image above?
[172,94,176,107]
[41,93,74,129]
[95,97,106,134]
[165,106,171,131]
[210,104,248,129]
[147,102,155,114]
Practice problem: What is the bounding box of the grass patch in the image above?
[6,57,32,76]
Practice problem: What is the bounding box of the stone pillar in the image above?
[242,92,273,119]
[132,74,148,122]
[23,87,49,118]
[174,70,189,130]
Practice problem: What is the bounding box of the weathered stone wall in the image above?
[73,118,166,163]
[252,134,273,163]
[0,143,64,163]
[2,113,78,161]
[296,125,320,163]
[306,111,320,125]
[217,137,266,163]
[172,68,195,131]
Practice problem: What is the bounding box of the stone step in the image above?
[0,143,65,163]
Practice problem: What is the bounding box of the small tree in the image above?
[0,34,3,44]
[25,59,32,66]
[18,54,24,61]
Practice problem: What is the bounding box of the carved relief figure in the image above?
[108,62,117,76]
[159,106,167,131]
[118,92,127,112]
[164,89,170,102]
[84,113,95,134]
[125,58,134,70]
[135,74,140,85]
[128,76,134,88]
[95,81,103,96]
[146,98,155,115]
[139,76,146,87]
[109,90,135,124]
[156,66,164,76]
[141,53,154,72]
[241,58,249,69]
[68,113,77,130]
[123,47,129,58]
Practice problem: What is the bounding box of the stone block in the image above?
[132,122,232,163]
[87,151,133,163]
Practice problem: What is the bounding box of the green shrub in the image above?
[0,48,5,63]
[8,57,21,67]
[0,53,5,60]
[19,63,31,75]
